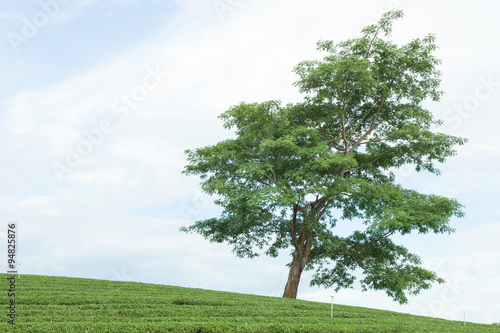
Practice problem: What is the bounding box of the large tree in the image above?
[182,10,466,303]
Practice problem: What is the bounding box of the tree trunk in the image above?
[282,232,314,298]
[282,251,304,298]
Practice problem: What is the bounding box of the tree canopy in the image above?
[182,10,466,303]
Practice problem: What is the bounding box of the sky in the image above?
[1,0,499,325]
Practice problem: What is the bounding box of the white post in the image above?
[330,296,334,318]
[463,311,466,326]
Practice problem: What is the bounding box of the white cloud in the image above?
[1,0,499,325]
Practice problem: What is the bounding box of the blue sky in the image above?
[1,0,499,325]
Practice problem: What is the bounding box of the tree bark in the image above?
[282,231,314,298]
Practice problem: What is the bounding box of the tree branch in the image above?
[352,230,394,255]
[344,152,389,173]
[318,125,345,152]
[291,204,298,247]
[349,97,386,153]
[346,104,377,142]
[347,59,406,154]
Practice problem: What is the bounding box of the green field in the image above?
[0,274,498,332]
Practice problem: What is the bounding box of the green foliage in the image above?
[0,274,497,332]
[182,10,467,304]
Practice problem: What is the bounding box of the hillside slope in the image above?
[0,274,498,332]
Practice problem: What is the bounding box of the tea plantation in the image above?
[0,274,498,332]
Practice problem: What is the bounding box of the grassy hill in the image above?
[0,274,498,332]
